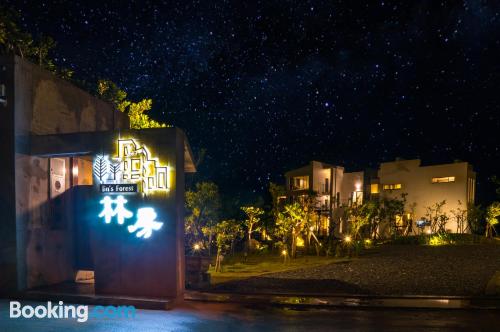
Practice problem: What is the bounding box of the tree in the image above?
[274,210,295,259]
[33,35,56,69]
[241,206,264,248]
[276,202,307,258]
[0,7,73,78]
[269,182,285,221]
[0,7,34,58]
[185,182,221,255]
[97,79,128,111]
[213,219,243,272]
[467,203,484,235]
[425,200,449,234]
[97,79,167,129]
[346,202,373,240]
[380,193,407,237]
[127,98,166,129]
[362,200,381,240]
[485,202,500,238]
[450,200,468,233]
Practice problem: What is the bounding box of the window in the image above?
[292,176,309,190]
[383,183,402,190]
[431,176,455,183]
[370,183,379,194]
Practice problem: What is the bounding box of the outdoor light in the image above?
[281,249,287,256]
[72,165,78,177]
[309,226,314,231]
[426,229,432,234]
[344,235,352,243]
[355,182,361,191]
[193,243,201,251]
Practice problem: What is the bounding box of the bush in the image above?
[390,235,428,245]
[353,240,365,256]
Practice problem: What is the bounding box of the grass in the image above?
[209,253,344,285]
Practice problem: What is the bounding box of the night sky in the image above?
[6,1,500,203]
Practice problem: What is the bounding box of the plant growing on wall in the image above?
[93,155,108,182]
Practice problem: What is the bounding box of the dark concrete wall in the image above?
[0,56,17,294]
[0,54,129,293]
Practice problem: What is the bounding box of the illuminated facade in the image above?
[375,159,476,235]
[284,161,371,236]
[284,159,476,237]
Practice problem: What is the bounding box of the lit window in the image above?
[383,183,403,190]
[431,177,455,183]
[395,215,403,227]
[292,176,309,190]
[370,183,379,194]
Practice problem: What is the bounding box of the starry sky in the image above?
[6,0,500,203]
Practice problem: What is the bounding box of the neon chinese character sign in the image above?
[93,138,170,194]
[98,195,164,239]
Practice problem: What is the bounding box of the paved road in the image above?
[0,299,497,331]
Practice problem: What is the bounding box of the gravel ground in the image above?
[213,245,500,296]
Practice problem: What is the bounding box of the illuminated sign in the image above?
[98,195,163,239]
[93,138,170,194]
[127,208,164,239]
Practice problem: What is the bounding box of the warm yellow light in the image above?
[296,236,305,247]
[432,176,456,183]
[107,137,172,195]
[344,235,352,243]
[355,182,361,191]
[383,183,402,190]
[281,249,287,256]
[193,243,201,251]
[370,183,379,194]
[309,226,314,231]
[364,239,372,245]
[72,165,78,177]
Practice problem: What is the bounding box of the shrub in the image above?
[428,232,454,246]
